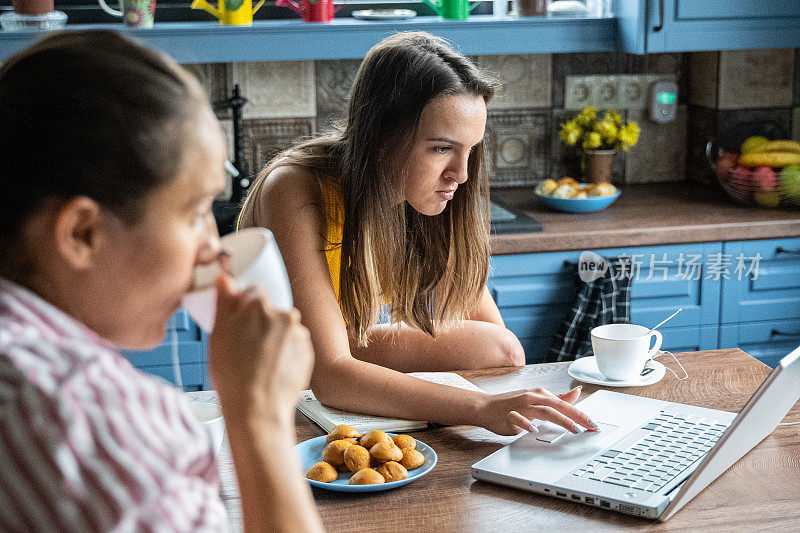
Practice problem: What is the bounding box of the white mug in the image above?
[189,401,225,456]
[590,323,663,381]
[182,227,293,332]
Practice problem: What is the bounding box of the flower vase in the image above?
[584,150,615,183]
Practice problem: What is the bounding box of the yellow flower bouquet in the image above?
[560,106,640,152]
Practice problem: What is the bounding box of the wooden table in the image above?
[191,348,800,532]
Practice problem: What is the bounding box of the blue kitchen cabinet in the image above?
[489,242,722,363]
[719,238,800,325]
[615,0,800,53]
[122,308,209,391]
[717,238,800,367]
[719,318,800,369]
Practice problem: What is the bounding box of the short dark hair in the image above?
[0,30,208,277]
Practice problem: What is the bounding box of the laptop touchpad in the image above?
[535,421,620,444]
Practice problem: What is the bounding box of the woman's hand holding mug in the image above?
[207,274,315,429]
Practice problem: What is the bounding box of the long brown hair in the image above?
[0,30,207,282]
[242,31,498,345]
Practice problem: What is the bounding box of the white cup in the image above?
[189,401,225,456]
[182,227,293,332]
[590,323,663,381]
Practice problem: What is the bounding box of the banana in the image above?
[739,151,800,168]
[754,140,800,155]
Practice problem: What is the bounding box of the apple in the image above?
[716,152,739,183]
[753,166,777,191]
[780,164,800,200]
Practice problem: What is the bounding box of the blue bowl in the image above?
[536,189,621,213]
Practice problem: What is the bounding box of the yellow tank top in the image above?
[320,179,345,301]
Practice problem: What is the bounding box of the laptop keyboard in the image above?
[570,411,730,493]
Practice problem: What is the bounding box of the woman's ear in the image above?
[52,196,105,270]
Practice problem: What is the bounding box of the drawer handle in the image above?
[771,329,800,338]
[776,246,800,255]
[652,0,664,32]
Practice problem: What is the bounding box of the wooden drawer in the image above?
[489,243,723,345]
[719,318,800,368]
[720,238,800,324]
[517,325,717,365]
[123,341,206,368]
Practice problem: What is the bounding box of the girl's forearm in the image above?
[349,320,525,372]
[310,356,490,428]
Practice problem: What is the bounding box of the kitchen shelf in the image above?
[0,15,617,63]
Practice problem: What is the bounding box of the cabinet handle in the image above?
[653,0,664,32]
[776,246,800,255]
[771,329,800,338]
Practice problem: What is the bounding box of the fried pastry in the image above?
[370,441,404,463]
[392,435,416,450]
[326,424,360,442]
[376,461,408,482]
[399,448,425,469]
[321,439,352,467]
[535,178,558,196]
[343,445,371,473]
[349,468,385,485]
[359,429,392,449]
[306,462,338,483]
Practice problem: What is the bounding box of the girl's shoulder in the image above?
[239,162,324,230]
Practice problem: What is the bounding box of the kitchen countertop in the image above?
[489,181,800,255]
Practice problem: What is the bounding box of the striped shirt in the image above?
[0,279,229,532]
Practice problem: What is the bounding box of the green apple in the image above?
[780,164,800,200]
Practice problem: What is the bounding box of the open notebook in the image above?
[296,372,485,433]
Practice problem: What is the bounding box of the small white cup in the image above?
[590,323,663,381]
[182,227,293,332]
[190,401,226,456]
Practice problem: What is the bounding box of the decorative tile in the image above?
[716,108,793,149]
[685,105,716,185]
[686,52,719,108]
[625,53,683,75]
[231,61,316,119]
[552,52,627,108]
[485,109,550,186]
[242,118,314,177]
[795,51,800,107]
[314,58,361,133]
[476,54,552,109]
[180,63,228,103]
[717,49,794,110]
[624,106,687,183]
[793,107,800,141]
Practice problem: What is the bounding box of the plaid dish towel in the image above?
[547,257,633,362]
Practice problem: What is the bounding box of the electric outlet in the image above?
[619,75,648,110]
[595,75,620,109]
[564,75,596,111]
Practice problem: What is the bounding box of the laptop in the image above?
[471,345,800,521]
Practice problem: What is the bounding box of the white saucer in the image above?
[567,356,665,387]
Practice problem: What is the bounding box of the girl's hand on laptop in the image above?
[208,274,315,429]
[479,386,597,436]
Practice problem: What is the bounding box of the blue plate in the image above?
[536,189,621,213]
[296,435,437,492]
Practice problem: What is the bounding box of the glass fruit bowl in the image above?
[707,141,800,209]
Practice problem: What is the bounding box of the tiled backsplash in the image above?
[182,48,799,191]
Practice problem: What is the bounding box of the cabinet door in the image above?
[719,318,800,368]
[616,0,800,53]
[489,242,721,363]
[122,308,208,389]
[720,238,800,324]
